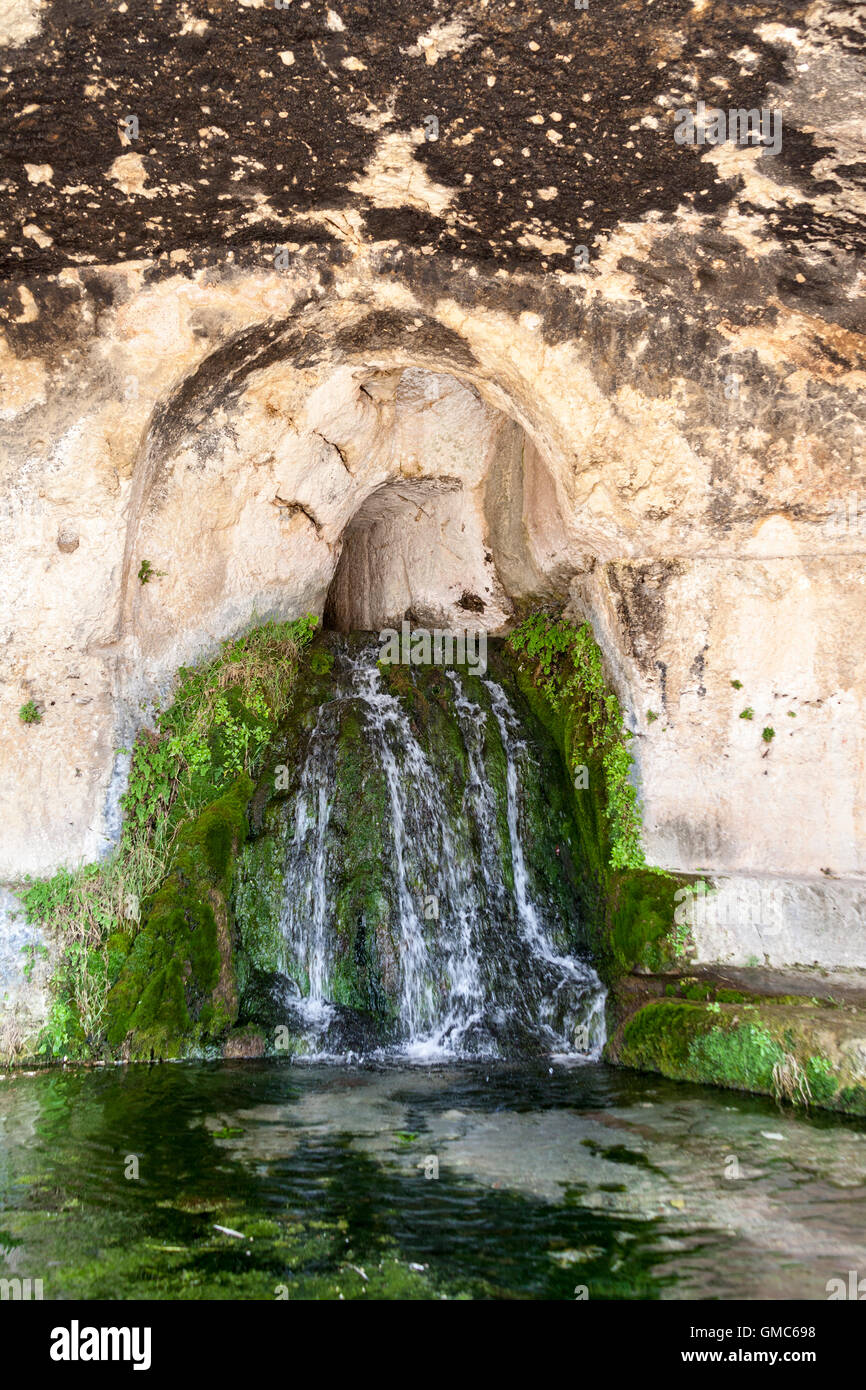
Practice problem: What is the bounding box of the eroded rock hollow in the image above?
[1,0,865,1096]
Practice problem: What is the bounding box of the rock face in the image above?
[1,0,865,1016]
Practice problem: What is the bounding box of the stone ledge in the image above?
[607,967,866,1115]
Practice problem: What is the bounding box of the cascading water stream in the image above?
[485,679,607,1052]
[283,700,336,1024]
[257,639,606,1060]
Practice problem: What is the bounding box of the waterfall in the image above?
[248,639,606,1060]
[484,679,607,1054]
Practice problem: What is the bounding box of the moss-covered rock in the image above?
[494,634,686,978]
[230,633,599,1049]
[328,695,397,1017]
[609,994,866,1115]
[104,775,253,1059]
[233,833,286,988]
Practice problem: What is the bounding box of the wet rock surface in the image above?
[233,636,604,1058]
[1,2,865,1045]
[607,964,866,1115]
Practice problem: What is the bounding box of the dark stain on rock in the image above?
[690,644,708,698]
[333,308,476,368]
[1,0,859,287]
[607,561,683,680]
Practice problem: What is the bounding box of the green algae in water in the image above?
[3,1059,866,1300]
[0,1062,684,1301]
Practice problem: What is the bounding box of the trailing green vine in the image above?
[507,614,645,871]
[21,614,318,1058]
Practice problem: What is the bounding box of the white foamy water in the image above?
[267,642,605,1060]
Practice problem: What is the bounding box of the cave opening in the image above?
[315,365,572,638]
[247,368,610,1060]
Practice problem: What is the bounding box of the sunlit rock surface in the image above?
[1,0,864,1006]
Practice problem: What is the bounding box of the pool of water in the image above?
[1,1060,864,1300]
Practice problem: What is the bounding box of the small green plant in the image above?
[38,997,80,1059]
[20,941,48,981]
[762,727,775,743]
[730,679,743,690]
[18,700,41,724]
[23,861,139,1056]
[672,918,691,958]
[646,709,659,724]
[137,559,166,584]
[689,1022,782,1093]
[739,707,754,721]
[787,711,796,718]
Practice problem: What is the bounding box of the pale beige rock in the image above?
[0,0,42,47]
[0,237,863,984]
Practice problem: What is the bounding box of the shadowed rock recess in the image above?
[1,0,865,1110]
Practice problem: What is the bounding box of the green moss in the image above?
[327,697,396,1019]
[604,868,683,976]
[23,615,319,1063]
[506,615,643,869]
[309,650,334,676]
[173,781,252,892]
[615,1000,704,1074]
[688,1022,781,1092]
[498,628,684,979]
[664,981,751,1004]
[612,997,866,1115]
[104,776,253,1059]
[836,1084,866,1114]
[805,1055,838,1106]
[233,834,286,985]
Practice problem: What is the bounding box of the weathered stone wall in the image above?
[1,0,864,987]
